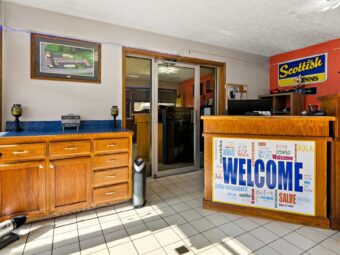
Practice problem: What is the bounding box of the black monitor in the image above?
[228,99,272,115]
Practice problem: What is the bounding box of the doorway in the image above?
[152,61,200,177]
[124,52,221,178]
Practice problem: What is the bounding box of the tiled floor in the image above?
[2,170,340,255]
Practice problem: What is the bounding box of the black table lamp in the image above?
[11,104,23,132]
[111,106,119,128]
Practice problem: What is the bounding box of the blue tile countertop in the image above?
[0,120,130,137]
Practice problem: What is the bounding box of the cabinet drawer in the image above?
[93,183,128,204]
[49,141,91,157]
[94,138,129,154]
[0,143,46,162]
[93,153,129,170]
[93,168,129,188]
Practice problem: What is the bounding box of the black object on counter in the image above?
[11,104,23,132]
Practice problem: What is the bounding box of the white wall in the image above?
[2,2,269,125]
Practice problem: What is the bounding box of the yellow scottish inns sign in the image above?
[278,54,327,87]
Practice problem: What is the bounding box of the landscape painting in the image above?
[31,34,101,83]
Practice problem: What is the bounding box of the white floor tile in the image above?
[202,228,230,244]
[163,214,187,226]
[109,241,138,255]
[190,218,215,232]
[144,248,167,255]
[218,222,246,238]
[283,232,316,251]
[320,237,340,254]
[232,233,265,252]
[79,235,106,255]
[250,227,279,244]
[52,242,80,255]
[198,246,224,255]
[163,240,194,255]
[126,223,151,240]
[269,239,303,255]
[171,202,191,213]
[104,228,130,248]
[234,217,259,231]
[180,210,202,222]
[183,234,214,254]
[154,228,181,246]
[308,244,338,255]
[252,246,280,255]
[263,221,292,237]
[132,235,161,254]
[53,230,78,249]
[96,206,116,217]
[172,222,199,239]
[205,213,229,226]
[296,226,329,242]
[145,219,170,233]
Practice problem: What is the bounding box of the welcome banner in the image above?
[213,138,315,215]
[278,53,327,87]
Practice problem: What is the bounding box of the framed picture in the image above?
[206,80,213,93]
[31,33,101,83]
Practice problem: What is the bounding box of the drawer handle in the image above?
[107,174,117,178]
[12,150,30,155]
[107,144,117,147]
[105,191,116,195]
[64,146,78,151]
[38,164,44,169]
[107,159,117,162]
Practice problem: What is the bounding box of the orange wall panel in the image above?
[270,39,340,107]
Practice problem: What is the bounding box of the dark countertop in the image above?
[1,120,131,137]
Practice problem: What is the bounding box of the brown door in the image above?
[0,161,46,220]
[50,157,91,212]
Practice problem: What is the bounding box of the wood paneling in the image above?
[319,93,340,137]
[202,116,335,137]
[202,116,333,228]
[49,140,91,158]
[0,143,46,163]
[93,167,129,188]
[93,138,129,154]
[93,153,129,170]
[0,161,45,219]
[0,131,133,222]
[330,139,340,229]
[319,93,340,230]
[93,183,128,204]
[50,157,91,211]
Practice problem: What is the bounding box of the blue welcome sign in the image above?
[278,53,327,87]
[212,138,315,215]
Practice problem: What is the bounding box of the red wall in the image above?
[179,74,214,107]
[270,39,340,107]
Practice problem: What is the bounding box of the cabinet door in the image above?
[50,157,91,212]
[0,161,45,220]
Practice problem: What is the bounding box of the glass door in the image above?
[152,61,200,177]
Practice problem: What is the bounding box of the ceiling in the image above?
[5,0,340,56]
[126,57,214,83]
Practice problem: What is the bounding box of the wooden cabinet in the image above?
[0,161,45,220]
[50,157,91,212]
[259,92,305,115]
[0,131,133,222]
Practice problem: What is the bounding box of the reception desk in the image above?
[202,116,335,228]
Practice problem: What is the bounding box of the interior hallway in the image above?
[2,170,340,255]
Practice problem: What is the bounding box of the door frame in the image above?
[122,47,226,129]
[152,60,200,178]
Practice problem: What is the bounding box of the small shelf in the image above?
[259,92,304,116]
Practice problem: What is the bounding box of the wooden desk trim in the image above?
[202,116,334,228]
